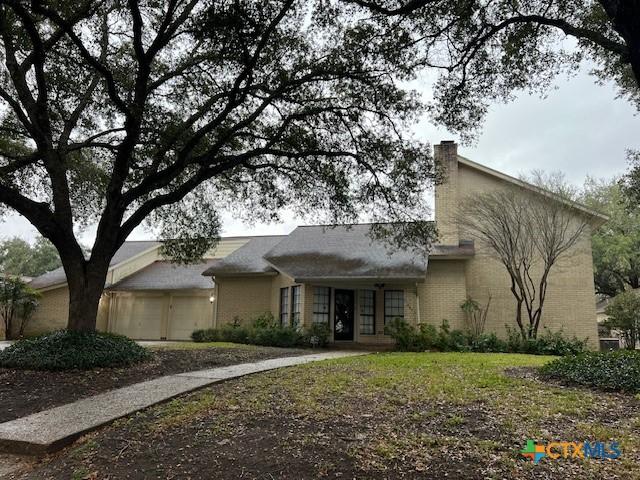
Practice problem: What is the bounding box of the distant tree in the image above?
[0,236,61,277]
[0,277,40,339]
[0,1,436,332]
[458,173,590,340]
[604,290,640,349]
[581,178,640,297]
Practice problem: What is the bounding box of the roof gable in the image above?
[457,155,608,225]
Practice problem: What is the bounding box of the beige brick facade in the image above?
[25,143,602,348]
[427,143,601,348]
[434,141,460,245]
[214,276,273,327]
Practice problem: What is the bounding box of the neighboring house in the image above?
[23,141,606,346]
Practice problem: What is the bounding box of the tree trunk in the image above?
[64,258,111,332]
[599,0,640,84]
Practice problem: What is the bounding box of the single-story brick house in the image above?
[21,141,606,346]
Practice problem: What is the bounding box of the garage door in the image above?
[168,295,212,340]
[112,294,164,339]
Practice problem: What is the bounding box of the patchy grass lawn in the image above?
[13,352,640,479]
[0,343,306,423]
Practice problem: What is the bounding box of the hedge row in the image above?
[540,350,640,393]
[192,322,331,348]
[385,319,588,356]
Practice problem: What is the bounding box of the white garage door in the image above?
[168,295,212,340]
[112,294,164,339]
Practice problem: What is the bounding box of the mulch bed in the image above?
[0,345,306,424]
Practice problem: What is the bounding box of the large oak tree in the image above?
[350,0,639,140]
[0,1,437,331]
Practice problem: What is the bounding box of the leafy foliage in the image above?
[0,1,437,331]
[541,350,640,393]
[352,0,637,141]
[385,319,587,355]
[0,276,41,340]
[0,330,150,370]
[192,313,331,348]
[581,178,640,297]
[603,290,640,349]
[0,237,61,277]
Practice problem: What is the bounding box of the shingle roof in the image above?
[202,236,285,276]
[30,241,160,289]
[262,225,428,281]
[108,260,216,290]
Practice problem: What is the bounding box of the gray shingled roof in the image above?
[108,260,216,290]
[202,236,285,276]
[263,225,428,281]
[30,241,160,289]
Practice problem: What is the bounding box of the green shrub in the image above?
[504,326,587,356]
[191,318,330,349]
[604,291,640,349]
[386,319,586,355]
[191,328,219,342]
[251,312,278,329]
[0,330,150,371]
[540,350,640,393]
[302,323,332,347]
[468,332,508,353]
[219,324,251,344]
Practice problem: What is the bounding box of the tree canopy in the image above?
[349,0,639,141]
[0,236,61,277]
[0,0,438,330]
[1,0,638,332]
[581,177,640,297]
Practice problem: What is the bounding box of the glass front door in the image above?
[334,289,355,341]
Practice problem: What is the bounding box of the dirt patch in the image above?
[0,345,306,423]
[8,353,640,479]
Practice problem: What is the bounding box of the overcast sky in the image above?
[3,65,640,244]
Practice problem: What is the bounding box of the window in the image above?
[291,285,301,329]
[359,290,376,335]
[279,287,289,326]
[384,290,404,325]
[313,287,330,325]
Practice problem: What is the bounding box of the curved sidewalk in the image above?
[0,350,368,455]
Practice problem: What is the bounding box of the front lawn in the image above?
[12,352,640,479]
[0,343,306,423]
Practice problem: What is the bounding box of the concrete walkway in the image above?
[0,351,367,455]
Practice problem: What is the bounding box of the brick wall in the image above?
[419,260,467,330]
[26,286,70,336]
[214,276,273,326]
[434,141,460,245]
[440,156,601,348]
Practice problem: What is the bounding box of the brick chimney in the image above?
[434,140,459,245]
